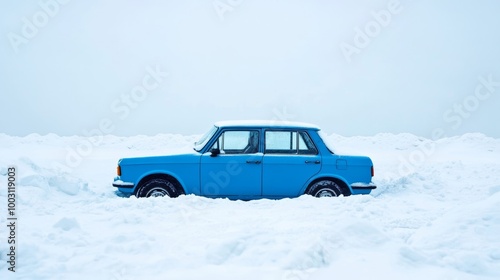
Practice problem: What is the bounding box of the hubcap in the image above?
[147,187,169,197]
[316,188,336,198]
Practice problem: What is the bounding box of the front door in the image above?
[200,130,263,198]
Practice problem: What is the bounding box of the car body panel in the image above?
[113,121,376,198]
[116,154,200,195]
[319,155,374,193]
[262,154,322,197]
[200,152,263,197]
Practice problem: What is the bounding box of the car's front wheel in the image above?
[307,180,343,197]
[136,178,182,198]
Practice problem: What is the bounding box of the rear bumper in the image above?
[351,182,377,190]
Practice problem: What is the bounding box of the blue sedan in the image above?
[113,121,376,199]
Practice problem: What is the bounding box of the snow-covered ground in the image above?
[0,132,499,279]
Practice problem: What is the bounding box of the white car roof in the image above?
[214,120,321,130]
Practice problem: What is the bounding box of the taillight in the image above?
[371,166,374,177]
[117,165,121,176]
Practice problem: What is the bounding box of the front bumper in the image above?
[112,177,134,188]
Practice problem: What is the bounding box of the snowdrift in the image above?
[0,133,499,279]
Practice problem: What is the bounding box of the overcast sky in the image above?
[1,0,499,138]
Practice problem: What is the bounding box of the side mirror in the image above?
[210,148,221,157]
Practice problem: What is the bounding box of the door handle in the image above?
[246,160,261,164]
[305,160,321,164]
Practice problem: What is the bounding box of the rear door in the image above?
[262,130,321,197]
[200,129,263,198]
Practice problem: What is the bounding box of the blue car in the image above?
[113,121,376,199]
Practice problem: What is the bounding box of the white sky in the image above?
[1,0,499,138]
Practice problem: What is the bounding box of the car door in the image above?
[262,130,321,197]
[200,129,263,198]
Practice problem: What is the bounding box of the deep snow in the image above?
[0,132,499,279]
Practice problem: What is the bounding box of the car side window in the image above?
[211,130,259,154]
[265,131,317,154]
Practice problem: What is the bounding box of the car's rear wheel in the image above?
[136,178,181,198]
[307,180,343,197]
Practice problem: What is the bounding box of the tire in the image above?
[307,180,343,198]
[136,178,182,198]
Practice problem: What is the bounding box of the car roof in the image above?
[214,120,321,130]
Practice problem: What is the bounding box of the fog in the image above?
[1,0,499,138]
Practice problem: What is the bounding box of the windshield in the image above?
[194,126,218,152]
[318,130,336,154]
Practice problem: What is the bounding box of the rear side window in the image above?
[265,131,317,154]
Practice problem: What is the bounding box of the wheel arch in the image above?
[303,175,352,196]
[135,172,185,196]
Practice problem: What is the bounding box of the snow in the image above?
[1,132,499,279]
[214,120,320,130]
